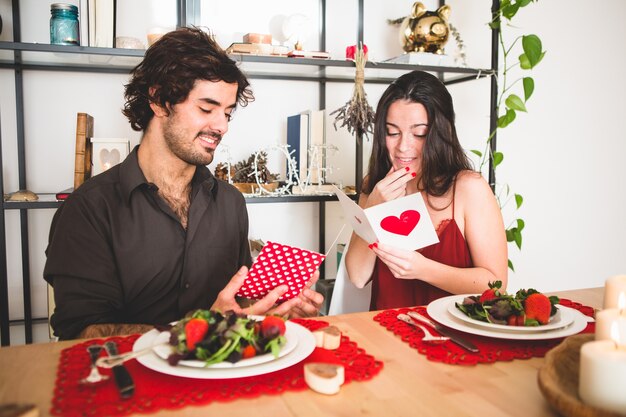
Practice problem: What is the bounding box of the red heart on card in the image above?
[380,210,420,236]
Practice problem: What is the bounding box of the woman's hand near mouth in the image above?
[364,166,416,209]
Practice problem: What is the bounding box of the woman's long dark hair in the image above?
[363,71,472,197]
[122,27,254,131]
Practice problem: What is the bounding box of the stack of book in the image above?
[287,50,331,59]
[226,32,289,56]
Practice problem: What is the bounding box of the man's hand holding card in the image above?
[333,185,439,251]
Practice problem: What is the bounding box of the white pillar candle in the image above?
[580,322,626,414]
[603,275,626,309]
[595,309,626,342]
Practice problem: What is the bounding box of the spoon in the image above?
[397,314,450,343]
[79,344,109,384]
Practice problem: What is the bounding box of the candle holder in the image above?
[538,334,625,417]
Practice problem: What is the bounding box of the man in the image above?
[44,27,323,340]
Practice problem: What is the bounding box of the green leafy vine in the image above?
[471,0,545,271]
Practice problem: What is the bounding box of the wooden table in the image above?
[0,288,603,417]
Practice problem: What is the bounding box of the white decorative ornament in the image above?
[292,143,339,195]
[250,144,299,196]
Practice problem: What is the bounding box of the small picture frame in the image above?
[90,138,130,176]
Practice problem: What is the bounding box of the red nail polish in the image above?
[368,243,373,249]
[373,242,378,248]
[405,166,410,172]
[411,172,417,177]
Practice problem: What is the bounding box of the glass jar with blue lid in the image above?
[50,3,79,45]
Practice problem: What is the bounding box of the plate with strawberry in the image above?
[426,284,589,340]
[151,313,299,368]
[132,310,316,379]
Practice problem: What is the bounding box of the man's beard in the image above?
[162,119,221,166]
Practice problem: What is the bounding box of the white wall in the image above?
[493,0,626,292]
[2,0,626,342]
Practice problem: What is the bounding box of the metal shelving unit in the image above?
[0,0,500,345]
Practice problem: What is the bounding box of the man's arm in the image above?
[44,194,123,340]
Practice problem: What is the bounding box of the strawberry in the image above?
[261,315,286,339]
[506,313,526,326]
[184,318,209,351]
[479,280,504,303]
[524,293,552,325]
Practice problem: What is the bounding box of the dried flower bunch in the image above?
[330,44,375,142]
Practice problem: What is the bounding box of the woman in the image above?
[345,70,508,310]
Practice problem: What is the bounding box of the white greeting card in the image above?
[333,186,439,251]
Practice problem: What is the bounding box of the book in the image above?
[55,187,74,201]
[291,184,337,195]
[225,42,274,56]
[286,112,309,184]
[287,50,331,59]
[88,0,96,46]
[79,0,90,46]
[225,43,289,56]
[307,109,325,184]
[382,52,455,67]
[74,113,94,190]
[93,0,116,47]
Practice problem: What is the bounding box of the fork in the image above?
[79,344,109,384]
[96,343,165,368]
[397,314,450,343]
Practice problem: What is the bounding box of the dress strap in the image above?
[452,176,458,219]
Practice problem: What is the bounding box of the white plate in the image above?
[448,295,575,333]
[133,320,316,379]
[427,295,589,340]
[151,324,298,368]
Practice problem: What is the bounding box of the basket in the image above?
[537,334,625,417]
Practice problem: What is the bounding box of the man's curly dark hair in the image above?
[122,26,254,131]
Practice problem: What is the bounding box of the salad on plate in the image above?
[455,281,560,327]
[160,309,287,367]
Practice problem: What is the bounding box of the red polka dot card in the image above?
[236,241,326,301]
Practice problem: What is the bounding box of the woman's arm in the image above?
[345,168,417,288]
[372,172,508,294]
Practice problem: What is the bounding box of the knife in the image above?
[407,311,480,353]
[103,341,135,399]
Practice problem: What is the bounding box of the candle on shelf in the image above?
[604,274,626,309]
[579,322,626,414]
[147,27,168,47]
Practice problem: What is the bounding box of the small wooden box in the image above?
[243,33,272,44]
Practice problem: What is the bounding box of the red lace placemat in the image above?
[373,298,595,366]
[51,319,383,417]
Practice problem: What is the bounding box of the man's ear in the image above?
[148,86,169,117]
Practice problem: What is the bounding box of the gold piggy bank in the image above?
[399,2,451,54]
